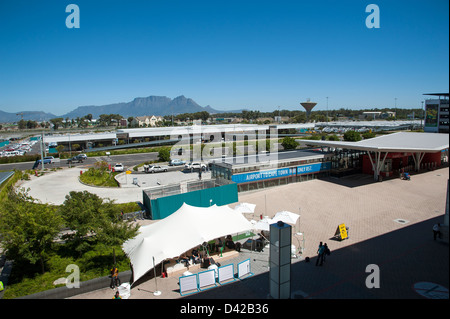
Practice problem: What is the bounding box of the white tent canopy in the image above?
[122,203,253,284]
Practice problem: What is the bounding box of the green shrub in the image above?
[281,136,299,150]
[343,130,362,142]
[79,162,119,187]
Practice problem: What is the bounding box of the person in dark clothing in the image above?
[316,242,324,266]
[433,223,442,240]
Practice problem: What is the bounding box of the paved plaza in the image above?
[19,166,210,205]
[66,167,449,299]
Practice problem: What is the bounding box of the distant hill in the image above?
[0,110,57,123]
[60,95,239,119]
[0,95,244,123]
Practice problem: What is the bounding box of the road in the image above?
[0,152,160,172]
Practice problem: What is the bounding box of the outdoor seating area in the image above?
[165,247,239,278]
[122,203,255,284]
[121,201,303,297]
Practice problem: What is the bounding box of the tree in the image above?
[343,130,362,142]
[50,118,64,130]
[327,134,340,141]
[85,113,93,122]
[59,191,139,256]
[158,148,171,162]
[26,120,38,129]
[362,131,376,139]
[293,113,307,123]
[0,189,63,274]
[281,136,299,150]
[17,119,26,130]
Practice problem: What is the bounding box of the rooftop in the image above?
[297,132,449,153]
[212,149,330,169]
[423,93,449,98]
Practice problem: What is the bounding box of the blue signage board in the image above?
[297,161,331,175]
[231,162,331,184]
[231,167,294,184]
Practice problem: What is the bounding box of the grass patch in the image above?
[2,243,129,299]
[79,162,120,187]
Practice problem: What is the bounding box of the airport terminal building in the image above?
[296,132,449,182]
[211,132,449,191]
[211,149,333,192]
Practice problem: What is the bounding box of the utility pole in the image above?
[40,132,45,171]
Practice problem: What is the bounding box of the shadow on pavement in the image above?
[184,215,449,299]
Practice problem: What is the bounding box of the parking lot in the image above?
[115,168,211,188]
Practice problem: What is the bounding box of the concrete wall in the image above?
[146,183,238,220]
[18,270,132,299]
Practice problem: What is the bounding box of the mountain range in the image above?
[0,95,242,123]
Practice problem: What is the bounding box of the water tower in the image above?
[300,99,317,119]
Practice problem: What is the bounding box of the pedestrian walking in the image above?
[433,223,442,240]
[316,242,324,266]
[110,266,120,288]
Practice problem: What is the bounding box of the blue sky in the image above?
[0,0,448,115]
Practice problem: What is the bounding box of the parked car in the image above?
[143,165,168,173]
[185,162,207,171]
[37,156,55,164]
[169,159,186,166]
[113,163,124,172]
[67,156,83,164]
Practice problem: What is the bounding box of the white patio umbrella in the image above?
[272,211,300,225]
[252,217,273,231]
[234,202,256,214]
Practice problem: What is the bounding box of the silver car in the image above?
[144,165,168,173]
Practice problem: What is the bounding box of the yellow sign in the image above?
[126,170,131,174]
[338,223,348,240]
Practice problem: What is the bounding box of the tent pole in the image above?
[296,208,301,235]
[152,256,161,296]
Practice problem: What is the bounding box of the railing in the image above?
[123,210,146,221]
